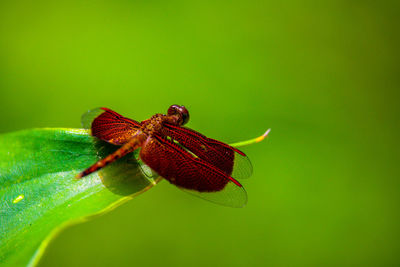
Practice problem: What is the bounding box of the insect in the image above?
[77,105,262,207]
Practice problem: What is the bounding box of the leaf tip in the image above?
[255,128,271,143]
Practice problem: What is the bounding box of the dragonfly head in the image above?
[167,105,190,126]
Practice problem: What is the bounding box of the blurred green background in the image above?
[1,0,399,266]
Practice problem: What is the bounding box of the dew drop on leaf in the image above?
[12,194,24,204]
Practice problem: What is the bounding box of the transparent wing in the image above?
[140,135,247,207]
[181,180,247,208]
[163,124,252,180]
[81,107,141,145]
[90,140,161,196]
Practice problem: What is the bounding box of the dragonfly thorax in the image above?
[140,114,164,135]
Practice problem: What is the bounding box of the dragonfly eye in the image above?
[168,105,190,125]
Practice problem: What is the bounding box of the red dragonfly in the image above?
[77,105,257,207]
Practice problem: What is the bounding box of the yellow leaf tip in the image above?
[255,128,271,143]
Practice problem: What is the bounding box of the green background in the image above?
[0,0,398,266]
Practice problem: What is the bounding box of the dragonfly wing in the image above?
[81,107,141,145]
[91,141,161,196]
[162,124,252,180]
[139,135,247,207]
[182,179,247,208]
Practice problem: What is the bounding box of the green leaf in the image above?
[0,128,268,267]
[0,128,160,267]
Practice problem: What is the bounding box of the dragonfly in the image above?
[77,105,268,207]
